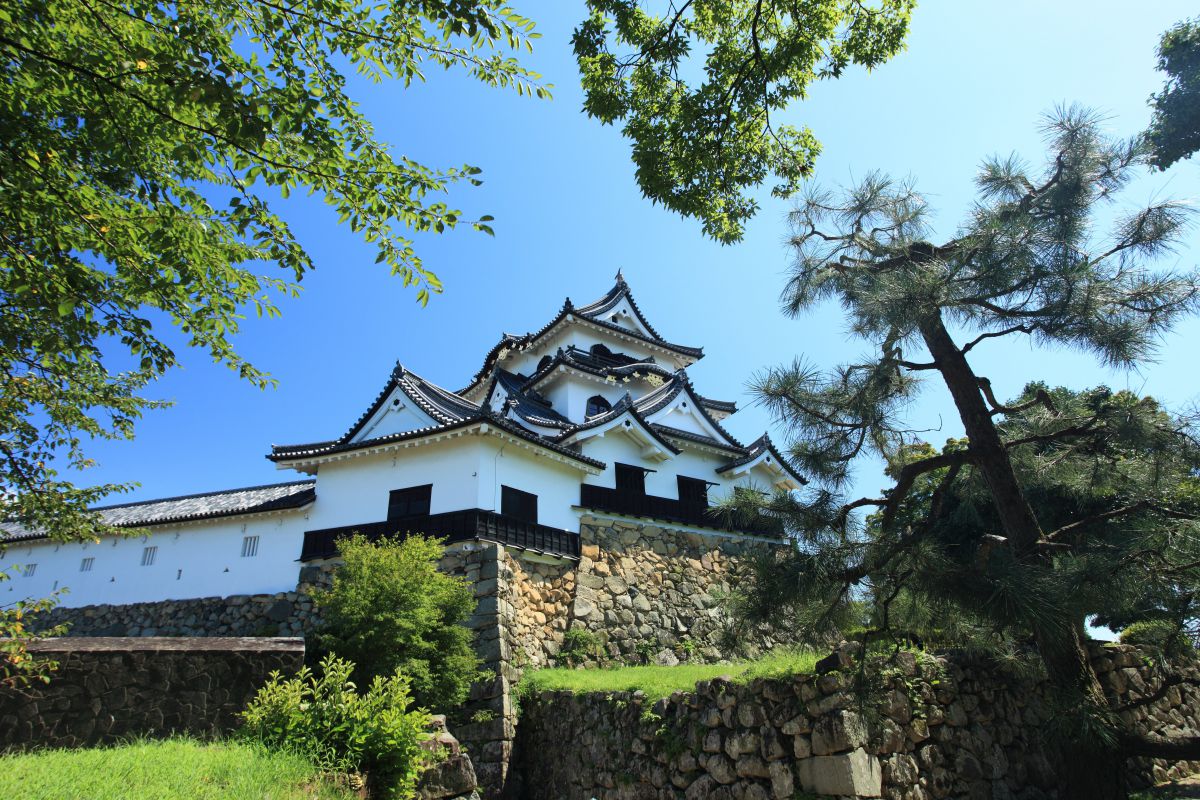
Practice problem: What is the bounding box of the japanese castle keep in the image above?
[5,274,803,788]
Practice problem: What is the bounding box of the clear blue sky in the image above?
[71,1,1200,508]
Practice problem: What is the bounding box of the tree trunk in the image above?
[918,313,1128,799]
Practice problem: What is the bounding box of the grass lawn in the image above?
[520,648,821,703]
[0,738,359,800]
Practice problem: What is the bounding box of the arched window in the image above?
[586,394,612,418]
[589,343,613,359]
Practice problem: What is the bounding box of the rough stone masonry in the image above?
[513,642,1200,800]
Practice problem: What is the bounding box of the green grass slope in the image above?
[520,648,821,703]
[0,738,359,800]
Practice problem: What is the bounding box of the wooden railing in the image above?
[578,484,785,537]
[300,509,580,561]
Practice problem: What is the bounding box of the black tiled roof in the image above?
[458,277,703,397]
[716,434,808,486]
[556,393,682,455]
[270,364,605,470]
[1,480,317,542]
[575,270,673,344]
[697,396,738,415]
[523,346,676,390]
[632,372,747,452]
[339,363,479,445]
[651,424,747,455]
[492,370,572,429]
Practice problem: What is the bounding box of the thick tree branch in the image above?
[959,325,1041,354]
[880,450,974,533]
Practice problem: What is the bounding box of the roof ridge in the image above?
[90,479,315,512]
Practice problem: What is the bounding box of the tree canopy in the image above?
[574,0,914,243]
[1147,16,1200,170]
[0,0,547,540]
[729,108,1200,799]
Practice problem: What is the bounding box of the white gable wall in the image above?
[350,388,440,442]
[586,297,652,338]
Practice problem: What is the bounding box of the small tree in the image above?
[315,534,480,711]
[732,108,1200,800]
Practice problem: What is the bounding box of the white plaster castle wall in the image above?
[302,437,484,530]
[476,438,585,531]
[578,432,773,504]
[2,511,307,608]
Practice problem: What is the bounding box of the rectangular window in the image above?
[387,484,433,521]
[501,486,538,524]
[141,546,157,567]
[80,557,94,572]
[678,476,709,507]
[241,535,260,558]
[615,463,647,495]
[22,563,36,578]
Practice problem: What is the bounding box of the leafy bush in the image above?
[1119,620,1194,656]
[1,568,68,687]
[557,627,602,667]
[315,534,481,710]
[240,655,432,799]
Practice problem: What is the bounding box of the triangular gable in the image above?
[559,402,679,462]
[639,376,744,452]
[581,295,654,339]
[350,385,441,443]
[716,434,806,490]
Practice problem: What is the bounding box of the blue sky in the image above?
[71,0,1200,509]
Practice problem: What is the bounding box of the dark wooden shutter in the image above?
[678,476,709,508]
[501,486,538,524]
[387,484,432,521]
[615,463,646,495]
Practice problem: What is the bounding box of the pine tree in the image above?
[735,107,1200,799]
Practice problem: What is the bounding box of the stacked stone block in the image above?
[0,637,304,750]
[514,644,1200,800]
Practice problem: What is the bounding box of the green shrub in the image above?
[315,534,481,710]
[240,655,432,799]
[557,627,602,667]
[1119,620,1194,655]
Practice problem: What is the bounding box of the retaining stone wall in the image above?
[513,643,1200,800]
[0,637,304,750]
[508,516,794,670]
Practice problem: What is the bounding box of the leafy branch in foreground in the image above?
[573,0,914,243]
[736,106,1200,800]
[0,0,547,539]
[1,567,68,687]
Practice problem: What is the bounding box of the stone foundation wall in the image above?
[513,643,1200,800]
[0,637,304,750]
[508,516,794,670]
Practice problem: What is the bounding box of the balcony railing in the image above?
[579,484,785,537]
[300,509,580,561]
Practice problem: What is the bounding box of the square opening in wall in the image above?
[241,535,260,558]
[80,557,94,572]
